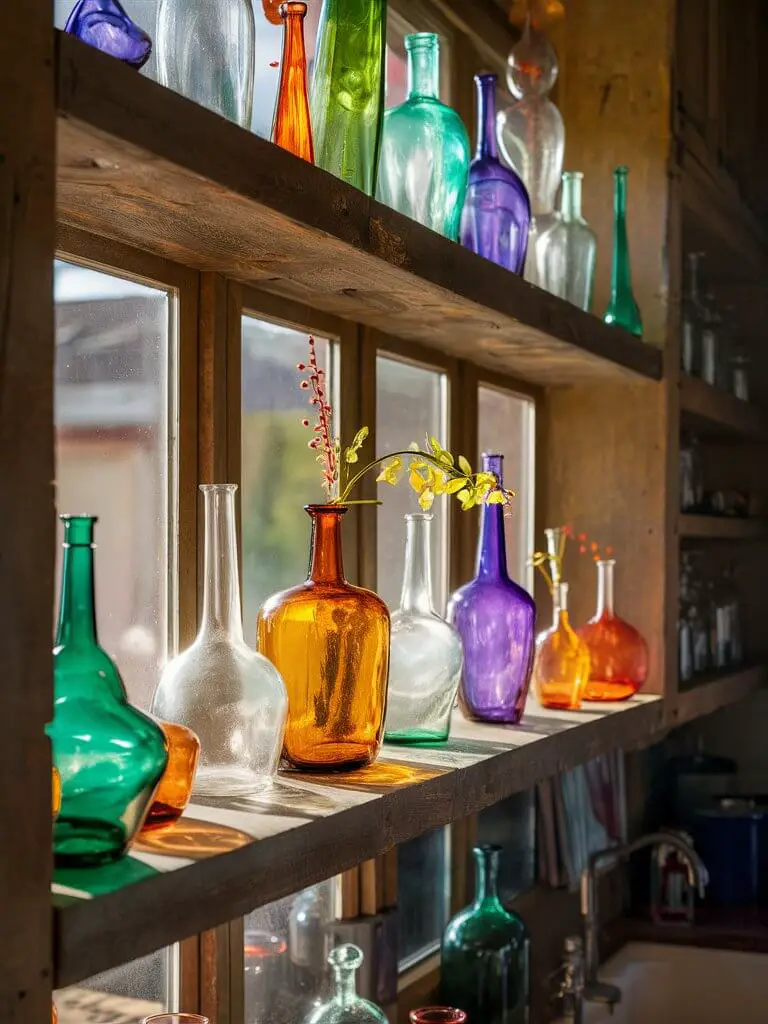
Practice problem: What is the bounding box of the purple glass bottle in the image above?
[64,0,152,70]
[460,74,531,274]
[447,454,536,724]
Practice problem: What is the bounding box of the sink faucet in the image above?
[580,831,708,1004]
[556,935,585,1024]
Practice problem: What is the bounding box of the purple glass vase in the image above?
[64,0,152,70]
[447,454,536,724]
[460,74,531,274]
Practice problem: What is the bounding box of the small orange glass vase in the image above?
[272,1,315,163]
[258,505,390,771]
[141,719,201,832]
[577,558,648,701]
[533,582,590,710]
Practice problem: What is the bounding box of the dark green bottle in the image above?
[48,515,167,864]
[441,844,530,1024]
[603,165,643,337]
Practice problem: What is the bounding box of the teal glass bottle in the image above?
[309,0,386,195]
[377,33,470,240]
[441,845,530,1024]
[603,166,643,337]
[48,516,168,865]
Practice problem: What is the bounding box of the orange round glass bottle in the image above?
[533,582,590,711]
[577,558,648,701]
[141,719,200,832]
[257,505,390,771]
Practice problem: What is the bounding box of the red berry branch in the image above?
[298,336,338,499]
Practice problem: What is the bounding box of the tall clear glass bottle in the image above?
[156,0,255,128]
[681,252,704,377]
[460,75,531,274]
[603,166,643,337]
[447,454,535,724]
[272,1,314,162]
[309,0,386,195]
[152,485,288,790]
[305,945,387,1024]
[537,171,597,310]
[385,514,463,744]
[533,583,590,711]
[441,845,530,1024]
[376,34,470,240]
[49,516,168,864]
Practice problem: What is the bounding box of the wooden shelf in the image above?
[678,515,768,541]
[680,375,766,440]
[53,695,662,988]
[671,663,767,725]
[55,32,662,387]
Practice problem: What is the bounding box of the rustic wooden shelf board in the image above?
[678,514,768,540]
[54,32,661,387]
[671,663,767,725]
[53,694,661,988]
[679,376,766,440]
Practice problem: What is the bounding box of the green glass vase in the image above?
[603,165,643,337]
[48,516,168,865]
[441,845,530,1024]
[376,33,470,239]
[309,0,386,195]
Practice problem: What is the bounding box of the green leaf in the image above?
[351,426,369,450]
[458,455,472,476]
[456,489,471,503]
[429,436,443,457]
[445,477,469,494]
[344,448,359,464]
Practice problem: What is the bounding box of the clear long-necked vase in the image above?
[537,171,597,310]
[447,454,535,724]
[152,485,288,791]
[384,514,463,744]
[603,166,643,337]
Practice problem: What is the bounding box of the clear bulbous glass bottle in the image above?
[384,514,463,745]
[460,75,531,274]
[441,845,530,1024]
[576,559,649,701]
[48,516,168,864]
[447,454,536,725]
[537,171,597,311]
[156,0,255,128]
[533,582,591,711]
[304,944,387,1024]
[603,166,643,337]
[377,34,470,240]
[64,0,153,69]
[152,485,288,791]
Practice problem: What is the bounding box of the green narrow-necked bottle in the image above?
[48,515,167,865]
[603,165,643,337]
[309,0,386,195]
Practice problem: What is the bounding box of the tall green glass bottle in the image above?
[309,0,386,195]
[441,845,530,1024]
[48,516,168,864]
[603,165,643,337]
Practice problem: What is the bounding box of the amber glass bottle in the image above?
[533,582,590,711]
[258,505,390,770]
[141,719,200,831]
[272,1,314,162]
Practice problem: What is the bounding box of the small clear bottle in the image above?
[537,171,597,311]
[304,945,387,1024]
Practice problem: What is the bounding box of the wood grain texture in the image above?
[54,32,661,388]
[0,1,55,1021]
[670,663,768,726]
[680,375,766,440]
[678,514,768,541]
[54,696,662,988]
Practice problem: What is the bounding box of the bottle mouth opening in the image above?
[405,32,439,50]
[279,1,307,13]
[305,503,347,515]
[563,170,584,180]
[405,512,434,522]
[475,72,498,85]
[199,483,238,494]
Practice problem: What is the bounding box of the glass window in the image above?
[477,790,536,904]
[477,385,535,591]
[54,260,172,712]
[397,827,450,970]
[375,354,449,612]
[241,315,338,631]
[54,946,172,1024]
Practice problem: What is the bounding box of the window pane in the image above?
[244,878,339,1024]
[477,386,535,591]
[397,827,450,969]
[375,354,449,611]
[54,260,171,711]
[54,946,172,1024]
[477,790,536,904]
[241,316,337,631]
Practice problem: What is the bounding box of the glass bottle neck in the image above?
[55,539,98,649]
[595,559,615,618]
[473,846,503,909]
[199,485,244,642]
[400,515,434,614]
[610,168,633,298]
[476,455,508,581]
[475,75,498,160]
[333,964,358,1007]
[552,582,571,629]
[308,507,346,584]
[561,173,583,222]
[407,37,439,99]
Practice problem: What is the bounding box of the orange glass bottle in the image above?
[141,719,200,832]
[533,582,590,711]
[272,2,315,163]
[577,558,648,701]
[258,505,390,770]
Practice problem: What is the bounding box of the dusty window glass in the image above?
[477,386,536,592]
[54,946,173,1024]
[397,827,451,969]
[477,790,537,904]
[241,316,338,631]
[375,354,449,612]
